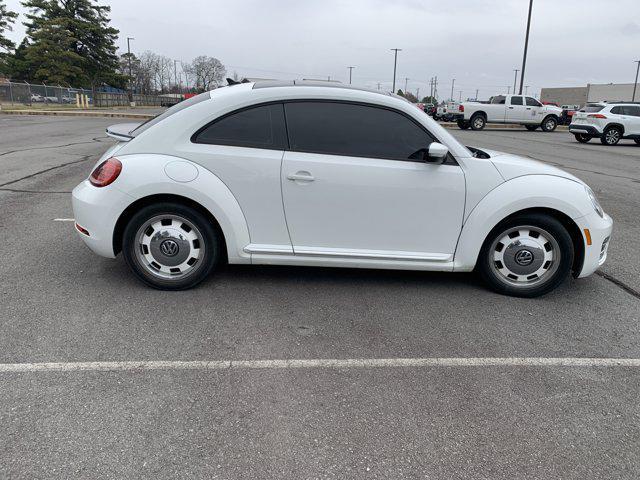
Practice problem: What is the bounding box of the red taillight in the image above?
[459,105,464,112]
[587,114,607,119]
[89,157,122,187]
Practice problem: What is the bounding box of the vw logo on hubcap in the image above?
[160,239,179,257]
[514,249,534,266]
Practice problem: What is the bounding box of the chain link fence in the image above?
[0,79,173,108]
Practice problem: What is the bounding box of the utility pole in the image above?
[513,69,519,93]
[519,0,534,95]
[475,88,479,99]
[507,86,511,94]
[126,37,134,100]
[450,78,455,102]
[416,87,420,100]
[633,60,640,101]
[391,48,402,92]
[347,66,355,85]
[459,90,463,102]
[524,85,529,94]
[174,60,178,93]
[377,82,381,90]
[404,77,409,93]
[433,76,438,101]
[429,78,433,99]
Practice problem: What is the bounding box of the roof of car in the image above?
[252,80,394,97]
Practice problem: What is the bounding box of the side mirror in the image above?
[426,142,449,163]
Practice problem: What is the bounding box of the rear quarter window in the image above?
[581,104,604,113]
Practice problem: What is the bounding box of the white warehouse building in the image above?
[540,83,639,106]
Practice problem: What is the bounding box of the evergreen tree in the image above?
[0,0,18,74]
[21,0,120,87]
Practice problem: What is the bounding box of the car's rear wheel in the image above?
[470,114,486,131]
[478,213,574,297]
[525,125,538,131]
[122,203,220,290]
[457,120,470,130]
[635,138,640,145]
[574,133,591,143]
[540,116,558,132]
[601,126,621,145]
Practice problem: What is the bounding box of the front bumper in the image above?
[569,124,602,136]
[71,180,134,258]
[574,211,613,278]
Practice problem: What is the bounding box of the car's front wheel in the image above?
[574,133,591,143]
[478,213,574,297]
[122,202,221,290]
[470,114,486,131]
[540,116,558,132]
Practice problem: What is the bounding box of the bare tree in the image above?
[184,56,225,91]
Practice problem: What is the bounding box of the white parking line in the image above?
[1,357,640,373]
[53,218,75,222]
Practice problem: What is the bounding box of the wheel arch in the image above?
[604,122,625,135]
[470,110,487,119]
[113,193,228,263]
[454,175,591,274]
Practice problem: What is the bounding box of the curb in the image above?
[0,109,155,119]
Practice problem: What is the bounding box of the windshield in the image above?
[131,92,211,136]
[580,104,604,113]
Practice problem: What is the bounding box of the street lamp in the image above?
[391,48,402,92]
[126,37,134,100]
[633,60,640,101]
[513,69,519,93]
[348,66,355,85]
[519,0,534,95]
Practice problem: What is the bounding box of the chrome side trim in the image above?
[243,244,294,255]
[293,246,452,262]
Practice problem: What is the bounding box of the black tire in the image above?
[457,120,470,130]
[540,115,558,132]
[635,138,640,145]
[122,202,221,290]
[574,133,591,143]
[600,126,621,145]
[525,125,538,131]
[477,213,574,298]
[470,114,486,131]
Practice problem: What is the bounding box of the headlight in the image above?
[585,186,604,218]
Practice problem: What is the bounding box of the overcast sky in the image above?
[4,0,640,99]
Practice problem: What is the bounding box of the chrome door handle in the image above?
[508,107,514,109]
[526,107,532,110]
[287,172,315,182]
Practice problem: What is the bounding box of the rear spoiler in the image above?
[106,122,142,142]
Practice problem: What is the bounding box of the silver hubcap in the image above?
[490,226,560,287]
[606,130,620,143]
[473,117,484,128]
[134,214,204,280]
[545,119,555,130]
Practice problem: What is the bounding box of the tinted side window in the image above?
[526,97,541,106]
[193,103,287,149]
[511,96,523,105]
[284,102,434,161]
[623,105,640,116]
[491,95,506,104]
[611,106,623,115]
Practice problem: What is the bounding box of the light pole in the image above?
[391,48,402,92]
[519,0,534,95]
[126,37,134,100]
[174,60,179,93]
[404,77,409,93]
[513,69,519,93]
[633,60,640,101]
[347,66,355,85]
[450,78,455,102]
[459,90,462,102]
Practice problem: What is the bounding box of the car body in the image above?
[569,102,640,145]
[454,94,562,131]
[72,81,612,297]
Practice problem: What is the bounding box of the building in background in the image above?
[541,83,638,106]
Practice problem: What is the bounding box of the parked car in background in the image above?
[455,94,562,131]
[30,93,44,103]
[72,81,612,297]
[436,102,460,122]
[570,102,640,145]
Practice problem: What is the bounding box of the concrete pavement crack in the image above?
[0,155,93,188]
[596,271,640,300]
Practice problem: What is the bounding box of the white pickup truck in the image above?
[453,94,562,131]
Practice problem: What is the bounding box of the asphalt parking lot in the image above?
[1,115,639,479]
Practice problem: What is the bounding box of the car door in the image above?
[506,96,527,122]
[187,103,292,253]
[280,101,466,262]
[525,96,544,123]
[622,105,640,135]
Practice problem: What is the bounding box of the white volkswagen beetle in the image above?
[72,81,612,297]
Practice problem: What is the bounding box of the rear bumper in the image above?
[569,124,602,136]
[71,180,134,258]
[574,211,613,278]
